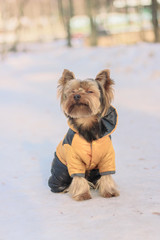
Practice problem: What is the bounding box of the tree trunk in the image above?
[66,19,71,47]
[67,0,73,47]
[137,0,145,41]
[11,0,28,51]
[57,0,73,47]
[151,0,160,42]
[57,0,65,27]
[0,1,7,59]
[86,0,97,46]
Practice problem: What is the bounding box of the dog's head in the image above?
[57,69,114,119]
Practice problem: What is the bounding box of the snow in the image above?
[0,41,160,240]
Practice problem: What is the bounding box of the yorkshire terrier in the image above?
[48,69,119,201]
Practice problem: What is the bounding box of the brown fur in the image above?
[58,69,119,200]
[71,115,98,129]
[69,176,92,201]
[60,79,101,119]
[96,175,119,198]
[95,70,114,117]
[58,69,114,122]
[57,69,75,97]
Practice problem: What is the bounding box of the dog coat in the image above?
[48,106,118,192]
[56,106,118,177]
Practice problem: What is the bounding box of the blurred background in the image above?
[0,0,160,58]
[1,2,160,239]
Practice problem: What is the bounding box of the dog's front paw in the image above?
[97,175,120,198]
[69,176,92,201]
[101,188,120,198]
[73,192,92,201]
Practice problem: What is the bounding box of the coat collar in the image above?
[68,106,118,137]
[101,106,118,136]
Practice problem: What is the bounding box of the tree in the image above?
[86,0,98,46]
[57,0,73,47]
[151,0,160,42]
[10,0,29,51]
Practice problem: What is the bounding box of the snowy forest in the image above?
[0,0,160,54]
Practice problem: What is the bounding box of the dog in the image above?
[48,69,119,201]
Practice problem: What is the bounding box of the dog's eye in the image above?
[87,90,93,93]
[72,90,75,93]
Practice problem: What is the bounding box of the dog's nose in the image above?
[74,94,81,101]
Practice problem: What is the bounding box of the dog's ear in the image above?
[95,70,114,116]
[59,69,75,86]
[95,69,114,91]
[58,69,75,97]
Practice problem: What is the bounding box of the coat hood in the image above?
[101,106,118,136]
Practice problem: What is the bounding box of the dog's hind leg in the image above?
[69,176,92,201]
[96,175,119,198]
[48,154,72,193]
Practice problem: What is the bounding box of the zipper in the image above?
[89,142,92,169]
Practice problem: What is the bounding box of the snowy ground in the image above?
[0,41,160,240]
